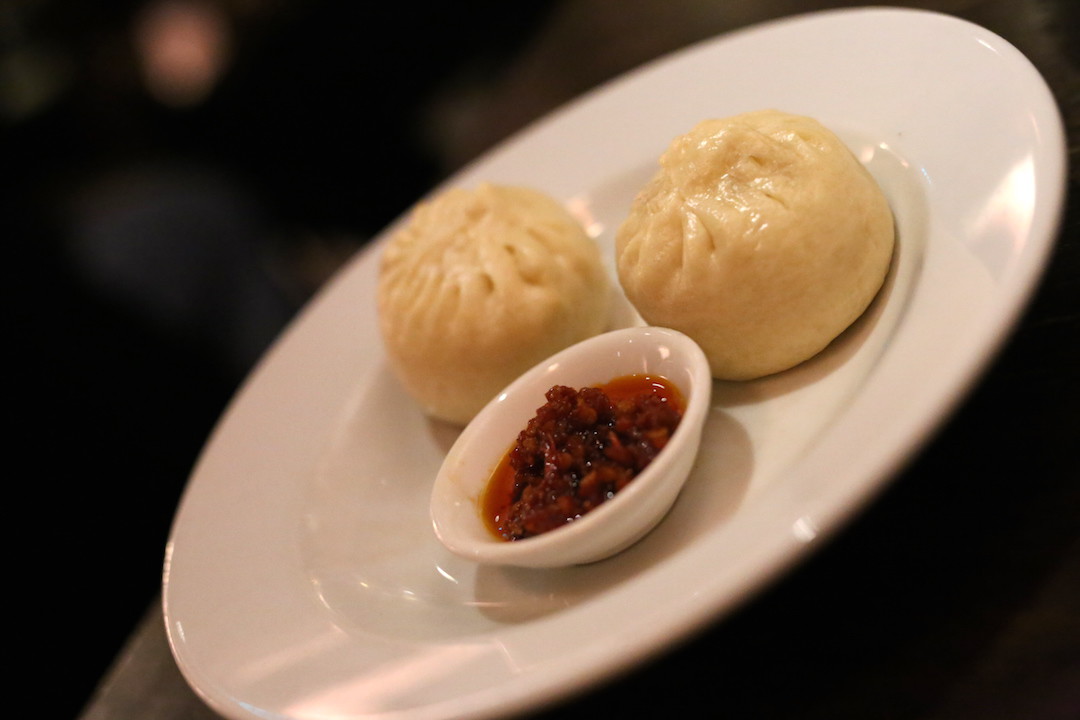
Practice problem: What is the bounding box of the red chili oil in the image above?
[482,374,684,541]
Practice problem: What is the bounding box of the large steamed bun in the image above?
[616,109,894,380]
[378,183,611,424]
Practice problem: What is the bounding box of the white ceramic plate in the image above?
[163,8,1066,720]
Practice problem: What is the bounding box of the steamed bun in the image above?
[378,183,611,424]
[616,110,894,380]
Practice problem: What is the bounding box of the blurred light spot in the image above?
[133,0,231,107]
[792,515,818,543]
[972,152,1037,252]
[435,564,460,584]
[566,195,604,238]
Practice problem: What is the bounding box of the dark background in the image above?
[6,1,1077,718]
[9,2,556,714]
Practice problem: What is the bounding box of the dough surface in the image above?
[616,110,894,380]
[378,183,611,424]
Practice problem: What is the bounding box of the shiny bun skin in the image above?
[378,183,611,424]
[616,110,894,380]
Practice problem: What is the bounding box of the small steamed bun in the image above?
[378,183,611,424]
[616,110,894,380]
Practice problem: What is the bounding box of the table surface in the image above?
[18,1,1074,718]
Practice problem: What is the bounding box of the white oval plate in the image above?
[163,8,1066,720]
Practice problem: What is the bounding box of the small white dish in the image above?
[430,326,712,567]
